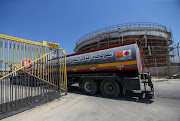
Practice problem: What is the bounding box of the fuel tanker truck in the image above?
[10,40,154,98]
[66,40,154,98]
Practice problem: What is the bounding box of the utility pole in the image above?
[174,43,180,63]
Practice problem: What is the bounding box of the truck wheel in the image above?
[100,80,120,98]
[82,80,98,95]
[10,78,15,85]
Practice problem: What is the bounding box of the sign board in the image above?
[49,42,59,49]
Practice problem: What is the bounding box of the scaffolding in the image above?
[74,22,174,67]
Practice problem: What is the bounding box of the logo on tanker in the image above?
[116,49,132,60]
[124,51,130,56]
[21,59,32,70]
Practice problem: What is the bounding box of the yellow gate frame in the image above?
[0,34,67,91]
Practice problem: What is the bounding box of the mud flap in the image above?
[147,74,155,98]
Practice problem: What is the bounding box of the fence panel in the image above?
[0,34,67,114]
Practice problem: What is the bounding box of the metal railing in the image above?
[76,22,170,45]
[0,34,67,114]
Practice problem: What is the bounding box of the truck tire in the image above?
[10,78,15,85]
[82,79,98,95]
[10,78,18,85]
[100,80,120,98]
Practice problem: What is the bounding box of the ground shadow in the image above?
[154,79,169,82]
[0,94,61,120]
[67,85,154,104]
[0,85,154,119]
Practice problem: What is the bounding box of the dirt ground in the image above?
[2,79,180,121]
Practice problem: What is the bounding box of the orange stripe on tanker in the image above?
[66,60,137,70]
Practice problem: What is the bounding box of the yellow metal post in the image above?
[12,41,13,73]
[3,39,4,76]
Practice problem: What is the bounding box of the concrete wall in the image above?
[146,66,180,77]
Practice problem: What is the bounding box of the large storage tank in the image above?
[74,22,173,67]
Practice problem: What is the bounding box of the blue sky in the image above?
[0,0,180,55]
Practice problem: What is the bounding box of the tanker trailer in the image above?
[66,40,154,98]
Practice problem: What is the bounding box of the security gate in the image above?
[0,34,67,114]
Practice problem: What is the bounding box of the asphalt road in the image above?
[2,79,180,121]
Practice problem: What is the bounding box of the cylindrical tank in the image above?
[74,22,173,67]
[66,41,143,75]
